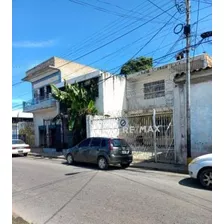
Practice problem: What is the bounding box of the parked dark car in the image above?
[64,137,133,170]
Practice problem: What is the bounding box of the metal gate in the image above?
[118,110,175,163]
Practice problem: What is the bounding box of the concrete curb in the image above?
[28,153,65,160]
[28,153,188,174]
[130,163,188,174]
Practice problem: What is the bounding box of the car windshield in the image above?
[112,139,128,147]
[12,139,25,144]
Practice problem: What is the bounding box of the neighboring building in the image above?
[173,66,212,164]
[86,53,212,164]
[12,111,33,141]
[22,56,97,148]
[22,57,125,148]
[22,53,212,163]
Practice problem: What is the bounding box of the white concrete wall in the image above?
[86,115,120,138]
[97,73,126,115]
[174,80,212,164]
[126,69,174,111]
[191,81,212,157]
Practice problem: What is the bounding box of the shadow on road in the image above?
[179,178,211,191]
[12,155,26,158]
[61,161,121,172]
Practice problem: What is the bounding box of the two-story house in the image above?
[22,57,97,148]
[22,57,126,149]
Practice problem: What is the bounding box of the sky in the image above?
[12,0,212,111]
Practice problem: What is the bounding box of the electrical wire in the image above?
[58,2,211,61]
[13,5,211,88]
[59,1,170,60]
[146,0,182,22]
[59,13,184,80]
[192,0,206,69]
[129,11,179,59]
[68,0,152,21]
[12,4,172,87]
[92,0,152,18]
[36,5,177,73]
[12,40,212,110]
[12,3,211,91]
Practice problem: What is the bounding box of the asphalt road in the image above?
[12,156,212,224]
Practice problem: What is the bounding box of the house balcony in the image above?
[23,95,57,112]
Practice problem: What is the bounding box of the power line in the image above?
[48,5,177,70]
[59,1,158,59]
[191,0,211,5]
[146,0,182,22]
[192,0,201,59]
[61,1,174,60]
[68,0,151,21]
[12,4,211,89]
[12,36,186,100]
[130,11,179,59]
[57,14,184,80]
[59,1,210,61]
[92,0,152,18]
[12,39,212,110]
[12,5,175,88]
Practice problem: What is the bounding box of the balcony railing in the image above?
[23,94,56,112]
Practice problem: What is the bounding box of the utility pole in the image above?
[184,0,192,164]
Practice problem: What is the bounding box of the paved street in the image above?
[12,156,212,224]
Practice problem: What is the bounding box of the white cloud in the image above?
[12,39,57,48]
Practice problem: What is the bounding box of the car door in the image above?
[87,138,102,163]
[76,138,91,162]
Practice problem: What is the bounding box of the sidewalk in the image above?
[131,160,188,174]
[28,152,188,174]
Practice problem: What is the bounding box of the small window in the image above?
[101,139,108,147]
[90,138,101,147]
[144,80,165,99]
[112,139,128,147]
[78,138,91,147]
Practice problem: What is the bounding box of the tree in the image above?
[51,81,98,145]
[120,56,153,75]
[19,122,35,146]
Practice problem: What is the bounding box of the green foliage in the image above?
[19,123,35,146]
[51,80,98,132]
[120,56,153,75]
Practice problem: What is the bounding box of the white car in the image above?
[12,139,30,156]
[188,153,212,189]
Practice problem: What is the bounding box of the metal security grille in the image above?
[144,80,165,99]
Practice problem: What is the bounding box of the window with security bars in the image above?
[143,80,165,99]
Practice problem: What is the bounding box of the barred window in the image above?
[144,80,165,99]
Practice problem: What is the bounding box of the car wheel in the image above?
[198,168,212,190]
[66,154,74,165]
[120,163,130,169]
[97,157,108,170]
[24,153,28,157]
